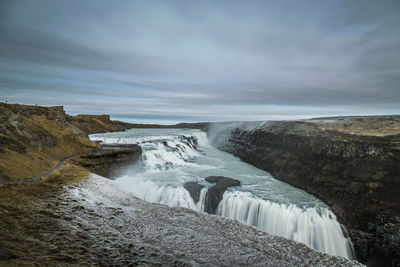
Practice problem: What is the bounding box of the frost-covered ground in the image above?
[0,172,363,266]
[63,174,362,266]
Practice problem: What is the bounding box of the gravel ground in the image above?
[0,171,364,266]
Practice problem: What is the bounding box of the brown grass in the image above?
[0,114,98,182]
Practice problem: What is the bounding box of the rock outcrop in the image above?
[66,114,135,135]
[0,103,67,123]
[0,102,209,183]
[208,117,400,266]
[0,173,362,266]
[183,182,205,203]
[204,176,241,214]
[0,103,136,182]
[70,145,142,178]
[0,103,96,181]
[184,176,241,214]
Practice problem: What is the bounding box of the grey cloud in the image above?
[0,25,189,77]
[0,0,399,123]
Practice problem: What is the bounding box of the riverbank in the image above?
[0,103,139,182]
[208,116,400,266]
[0,103,362,265]
[0,102,206,182]
[91,127,356,259]
[0,170,361,266]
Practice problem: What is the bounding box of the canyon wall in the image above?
[0,103,135,182]
[70,145,142,178]
[208,118,400,265]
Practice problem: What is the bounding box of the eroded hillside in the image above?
[0,103,133,182]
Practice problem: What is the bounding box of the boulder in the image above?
[183,182,205,203]
[204,176,240,214]
[183,176,241,214]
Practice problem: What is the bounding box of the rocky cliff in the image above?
[0,103,362,266]
[0,102,208,182]
[70,145,142,178]
[0,103,136,182]
[208,117,400,266]
[67,114,135,134]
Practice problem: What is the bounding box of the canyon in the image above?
[208,117,400,266]
[1,103,398,265]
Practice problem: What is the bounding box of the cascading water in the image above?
[90,128,354,259]
[217,191,353,258]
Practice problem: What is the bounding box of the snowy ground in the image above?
[62,174,362,266]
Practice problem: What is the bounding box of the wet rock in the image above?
[374,220,400,266]
[209,119,400,265]
[183,182,205,203]
[180,136,198,149]
[0,245,16,260]
[204,176,240,214]
[185,176,240,214]
[205,176,241,187]
[349,229,374,260]
[70,145,142,178]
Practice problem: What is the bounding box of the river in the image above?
[90,128,354,259]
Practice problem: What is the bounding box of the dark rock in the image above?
[0,244,16,260]
[70,144,142,178]
[205,176,241,187]
[204,176,240,214]
[374,219,400,266]
[208,120,400,265]
[349,229,374,261]
[183,182,205,203]
[180,136,198,149]
[184,176,240,214]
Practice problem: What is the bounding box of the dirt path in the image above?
[0,155,79,185]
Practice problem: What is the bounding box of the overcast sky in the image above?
[1,0,399,123]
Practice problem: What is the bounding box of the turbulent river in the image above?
[90,128,355,259]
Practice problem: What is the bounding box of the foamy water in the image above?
[90,128,354,259]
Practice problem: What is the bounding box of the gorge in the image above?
[1,103,398,266]
[208,118,400,266]
[90,127,355,260]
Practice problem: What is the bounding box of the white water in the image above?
[217,191,353,258]
[90,128,354,259]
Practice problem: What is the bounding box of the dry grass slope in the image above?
[0,103,133,182]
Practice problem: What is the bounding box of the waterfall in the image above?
[92,130,206,171]
[117,176,198,209]
[90,128,355,260]
[196,187,208,212]
[116,174,354,259]
[216,191,354,259]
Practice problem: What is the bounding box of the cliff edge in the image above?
[0,103,135,182]
[209,116,400,266]
[0,103,362,266]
